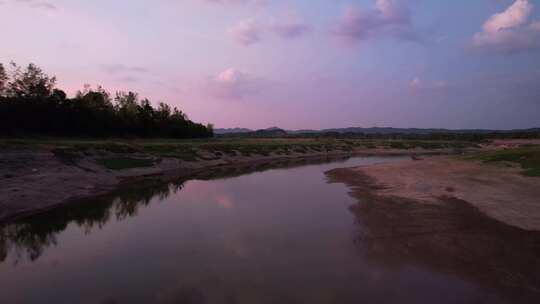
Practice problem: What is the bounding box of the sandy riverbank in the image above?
[326,156,540,300]
[326,155,540,231]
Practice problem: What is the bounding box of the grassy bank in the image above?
[464,145,540,177]
[0,137,480,151]
[1,137,480,170]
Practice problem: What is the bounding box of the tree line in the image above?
[0,62,213,138]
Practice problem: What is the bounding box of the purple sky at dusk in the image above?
[1,0,539,130]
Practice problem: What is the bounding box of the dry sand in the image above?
[327,156,540,231]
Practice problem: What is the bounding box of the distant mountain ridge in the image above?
[215,127,287,137]
[215,126,540,136]
[214,128,252,135]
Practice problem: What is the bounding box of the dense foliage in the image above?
[0,62,213,138]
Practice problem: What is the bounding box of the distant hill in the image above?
[252,127,287,137]
[215,126,540,139]
[214,128,253,135]
[216,127,287,138]
[288,127,540,135]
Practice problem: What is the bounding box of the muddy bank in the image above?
[326,164,540,302]
[0,146,444,223]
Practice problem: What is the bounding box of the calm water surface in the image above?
[1,156,539,304]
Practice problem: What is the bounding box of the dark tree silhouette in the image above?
[0,63,7,96]
[0,62,213,138]
[5,62,56,98]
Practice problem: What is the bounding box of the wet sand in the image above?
[326,158,540,302]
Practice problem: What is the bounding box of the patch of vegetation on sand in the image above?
[381,140,479,150]
[98,157,155,170]
[73,142,139,154]
[465,146,540,177]
[140,144,200,161]
[1,138,483,166]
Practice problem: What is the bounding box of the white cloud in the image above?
[482,0,532,33]
[216,68,245,83]
[375,0,409,23]
[473,0,540,53]
[409,77,448,91]
[207,68,261,99]
[272,14,311,39]
[333,0,419,44]
[227,19,261,46]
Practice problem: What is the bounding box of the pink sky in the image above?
[1,0,539,129]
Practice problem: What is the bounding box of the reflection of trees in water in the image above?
[0,155,351,264]
[0,180,185,264]
[338,171,540,302]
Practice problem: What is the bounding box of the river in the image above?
[0,156,538,304]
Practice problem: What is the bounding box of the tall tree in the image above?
[0,62,213,138]
[0,63,7,96]
[115,91,139,116]
[7,63,56,98]
[76,85,113,111]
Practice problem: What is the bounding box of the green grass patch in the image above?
[98,158,155,170]
[464,147,540,177]
[377,140,478,150]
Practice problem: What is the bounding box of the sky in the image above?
[1,0,539,130]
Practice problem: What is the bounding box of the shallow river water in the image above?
[1,156,539,304]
